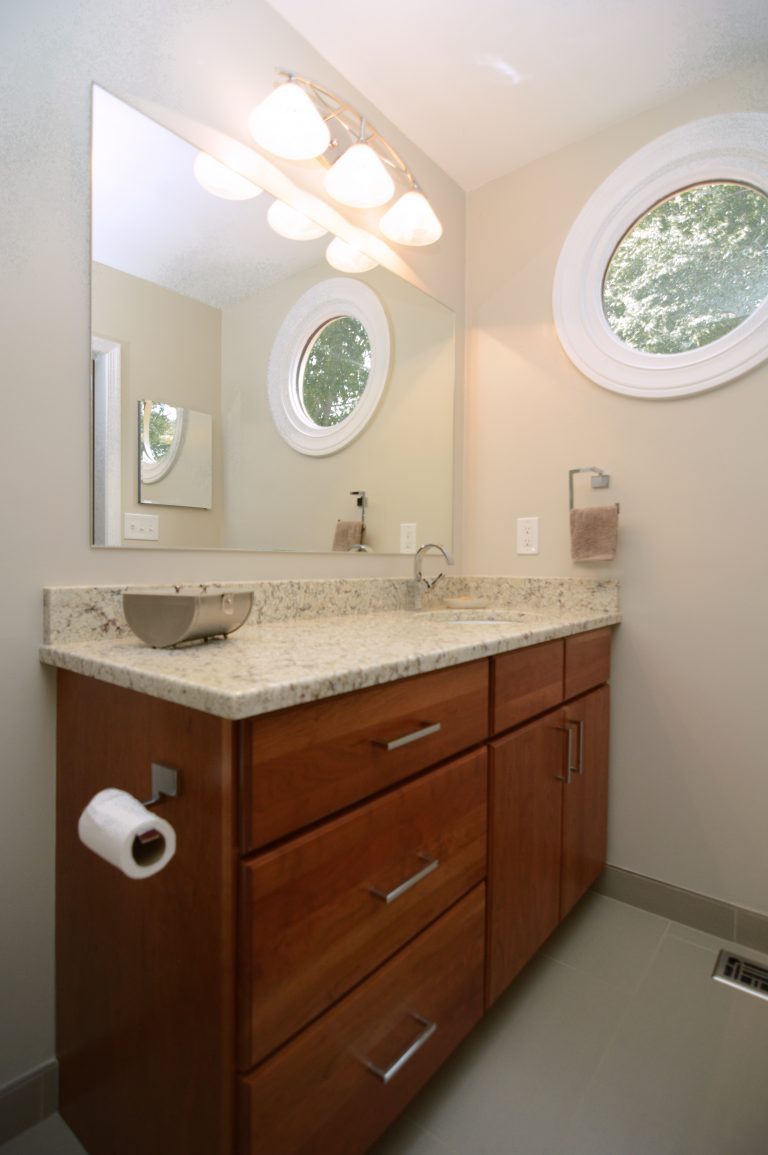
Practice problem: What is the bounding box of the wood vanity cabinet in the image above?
[55,627,612,1155]
[486,629,612,1006]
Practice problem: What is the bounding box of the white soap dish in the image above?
[123,590,253,648]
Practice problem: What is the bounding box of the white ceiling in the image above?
[266,0,768,190]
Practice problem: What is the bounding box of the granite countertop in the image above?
[40,578,620,721]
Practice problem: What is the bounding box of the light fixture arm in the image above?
[273,69,414,184]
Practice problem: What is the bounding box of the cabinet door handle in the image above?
[369,854,439,903]
[554,723,576,784]
[361,1012,437,1083]
[372,721,441,751]
[564,717,585,774]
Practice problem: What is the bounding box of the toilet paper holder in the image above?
[143,763,180,809]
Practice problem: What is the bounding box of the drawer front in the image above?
[239,885,486,1155]
[239,660,489,851]
[564,627,612,700]
[239,748,487,1069]
[492,639,564,734]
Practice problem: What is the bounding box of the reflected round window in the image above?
[298,316,372,427]
[602,181,768,355]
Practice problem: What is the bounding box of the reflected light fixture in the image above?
[249,71,443,251]
[267,199,328,241]
[193,153,262,200]
[326,237,378,273]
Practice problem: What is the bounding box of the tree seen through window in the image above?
[299,316,372,427]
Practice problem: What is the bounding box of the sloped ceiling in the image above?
[266,0,768,190]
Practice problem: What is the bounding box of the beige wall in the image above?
[92,262,224,547]
[465,61,768,916]
[222,264,455,553]
[0,0,464,1090]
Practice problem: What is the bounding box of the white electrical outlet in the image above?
[400,523,417,553]
[124,512,159,541]
[516,516,539,555]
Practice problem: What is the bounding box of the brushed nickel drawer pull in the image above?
[373,721,441,751]
[369,854,439,904]
[362,1013,437,1083]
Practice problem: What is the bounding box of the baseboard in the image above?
[594,865,768,954]
[0,1060,58,1145]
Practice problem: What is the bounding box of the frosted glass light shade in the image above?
[267,200,328,240]
[193,153,262,200]
[326,237,378,273]
[380,190,443,246]
[248,82,331,160]
[325,143,395,208]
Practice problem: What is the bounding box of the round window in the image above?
[298,316,372,427]
[268,278,390,455]
[602,182,768,356]
[553,113,768,397]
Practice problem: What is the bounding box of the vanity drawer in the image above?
[238,884,486,1155]
[564,628,612,699]
[239,660,489,851]
[492,639,564,733]
[239,748,487,1069]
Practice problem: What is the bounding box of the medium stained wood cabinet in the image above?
[55,627,612,1155]
[486,632,612,1006]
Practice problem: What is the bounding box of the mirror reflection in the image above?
[138,400,213,510]
[90,87,455,553]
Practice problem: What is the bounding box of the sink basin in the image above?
[417,608,544,626]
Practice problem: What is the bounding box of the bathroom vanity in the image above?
[43,580,618,1155]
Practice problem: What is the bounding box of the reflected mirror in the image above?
[138,400,213,509]
[90,86,455,553]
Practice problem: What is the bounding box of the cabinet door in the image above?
[486,711,566,1006]
[560,685,610,919]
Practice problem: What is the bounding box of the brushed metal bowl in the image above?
[123,590,253,648]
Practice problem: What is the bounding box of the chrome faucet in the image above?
[414,542,454,591]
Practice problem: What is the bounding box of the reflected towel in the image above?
[570,505,618,562]
[332,520,364,551]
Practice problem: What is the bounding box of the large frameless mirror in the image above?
[90,86,455,552]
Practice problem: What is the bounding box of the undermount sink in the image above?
[417,608,544,626]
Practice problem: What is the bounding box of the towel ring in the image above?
[569,467,620,512]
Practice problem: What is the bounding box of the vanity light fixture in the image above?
[324,132,395,209]
[266,199,328,240]
[248,79,331,160]
[325,237,378,273]
[192,152,263,200]
[249,71,443,248]
[380,187,443,246]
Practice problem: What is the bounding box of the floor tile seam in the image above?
[661,922,723,957]
[550,921,679,1143]
[540,915,672,995]
[400,1110,464,1154]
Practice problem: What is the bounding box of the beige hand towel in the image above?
[332,520,364,551]
[570,505,618,562]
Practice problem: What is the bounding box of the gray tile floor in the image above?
[4,895,768,1154]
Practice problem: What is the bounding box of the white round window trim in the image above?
[553,113,768,398]
[268,278,391,454]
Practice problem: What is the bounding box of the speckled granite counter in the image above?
[40,577,620,721]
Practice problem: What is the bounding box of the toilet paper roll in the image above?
[78,788,176,879]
